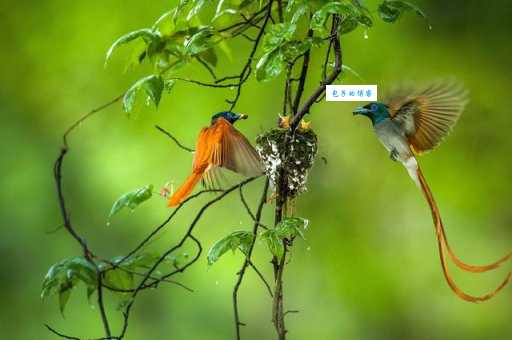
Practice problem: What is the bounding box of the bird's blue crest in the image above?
[211,111,247,124]
[353,102,390,125]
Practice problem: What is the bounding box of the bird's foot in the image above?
[389,149,400,162]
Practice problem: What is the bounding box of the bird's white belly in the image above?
[374,121,412,161]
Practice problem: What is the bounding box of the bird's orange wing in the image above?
[169,118,262,205]
[192,127,216,173]
[216,118,263,176]
[201,118,262,189]
[168,127,215,207]
[386,81,468,154]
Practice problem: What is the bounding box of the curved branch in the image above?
[155,125,194,152]
[117,177,260,339]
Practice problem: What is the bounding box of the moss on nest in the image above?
[256,127,318,198]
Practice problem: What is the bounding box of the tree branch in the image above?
[227,2,273,110]
[118,177,260,339]
[155,125,194,152]
[289,15,342,131]
[233,179,269,339]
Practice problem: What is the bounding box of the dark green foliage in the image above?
[41,257,97,315]
[123,76,165,113]
[41,253,182,315]
[261,217,308,259]
[105,29,162,65]
[256,22,297,82]
[207,230,254,265]
[108,185,153,220]
[41,0,428,326]
[378,0,427,23]
[104,0,426,102]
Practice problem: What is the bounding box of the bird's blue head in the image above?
[211,111,248,124]
[353,102,390,125]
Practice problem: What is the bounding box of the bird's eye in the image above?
[371,103,378,111]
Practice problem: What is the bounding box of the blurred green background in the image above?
[1,0,511,339]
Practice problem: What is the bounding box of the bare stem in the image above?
[233,179,269,339]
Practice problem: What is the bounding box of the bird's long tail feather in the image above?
[405,157,511,302]
[168,173,202,207]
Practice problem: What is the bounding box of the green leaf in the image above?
[199,48,218,67]
[105,29,161,65]
[255,49,285,82]
[286,0,298,13]
[152,11,174,32]
[310,2,359,32]
[187,0,206,20]
[104,269,133,291]
[66,257,97,285]
[275,217,309,239]
[59,284,72,315]
[41,256,100,315]
[123,76,164,113]
[212,8,238,22]
[261,229,285,259]
[164,79,176,93]
[338,17,359,34]
[262,23,296,52]
[281,40,312,62]
[290,3,308,25]
[358,14,373,28]
[207,231,254,265]
[108,184,153,220]
[185,27,219,56]
[378,0,427,23]
[261,217,309,259]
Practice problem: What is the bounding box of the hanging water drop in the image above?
[364,30,369,39]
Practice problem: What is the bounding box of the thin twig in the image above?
[155,125,194,152]
[114,189,222,269]
[118,177,259,339]
[233,179,269,339]
[247,259,273,297]
[227,3,273,110]
[102,266,194,293]
[289,15,342,130]
[292,28,314,114]
[196,56,217,80]
[45,325,81,340]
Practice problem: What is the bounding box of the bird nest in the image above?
[256,127,318,198]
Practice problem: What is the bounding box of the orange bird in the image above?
[168,111,263,207]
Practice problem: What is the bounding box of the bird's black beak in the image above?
[353,106,370,116]
[238,114,248,120]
